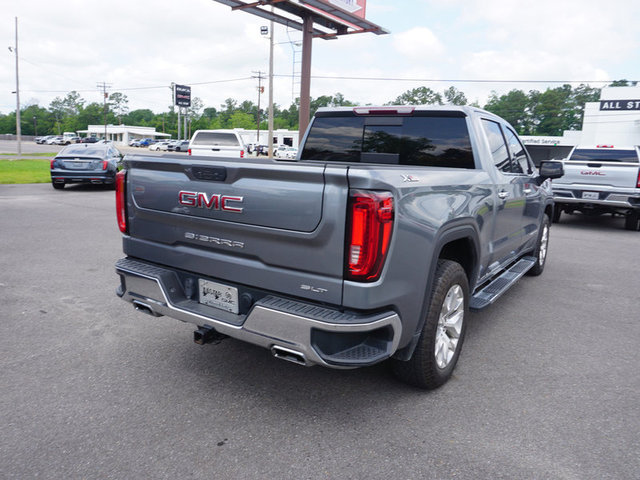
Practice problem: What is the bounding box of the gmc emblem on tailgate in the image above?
[178,191,244,213]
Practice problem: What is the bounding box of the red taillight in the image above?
[115,170,127,234]
[240,150,245,158]
[637,169,640,188]
[50,159,56,169]
[346,190,394,282]
[102,160,108,170]
[188,148,191,155]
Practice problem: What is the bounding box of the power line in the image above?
[273,74,635,85]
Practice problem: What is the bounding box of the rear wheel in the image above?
[392,260,468,389]
[52,182,64,190]
[625,211,640,231]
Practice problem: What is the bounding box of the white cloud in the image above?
[392,27,445,60]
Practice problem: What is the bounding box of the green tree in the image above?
[391,87,443,105]
[484,89,534,135]
[108,92,129,124]
[444,86,468,105]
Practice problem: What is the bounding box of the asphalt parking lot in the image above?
[1,181,639,479]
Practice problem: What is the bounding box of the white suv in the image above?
[188,130,246,158]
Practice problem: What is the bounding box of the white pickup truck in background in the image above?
[552,145,640,230]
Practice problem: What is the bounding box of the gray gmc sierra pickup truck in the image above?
[115,105,563,389]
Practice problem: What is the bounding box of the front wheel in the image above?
[392,260,468,389]
[52,182,64,190]
[527,215,550,276]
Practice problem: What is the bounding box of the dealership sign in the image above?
[599,100,640,111]
[174,84,191,107]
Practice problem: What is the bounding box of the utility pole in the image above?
[252,71,265,144]
[11,17,21,158]
[268,15,275,158]
[97,82,111,140]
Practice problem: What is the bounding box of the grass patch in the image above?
[1,152,56,157]
[0,159,51,184]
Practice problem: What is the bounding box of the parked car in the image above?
[50,143,122,190]
[81,137,99,144]
[128,138,139,147]
[138,138,155,147]
[36,135,54,144]
[174,140,190,152]
[167,140,189,152]
[149,141,171,151]
[46,136,63,145]
[552,144,640,230]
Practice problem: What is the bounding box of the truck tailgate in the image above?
[122,156,349,304]
[560,161,640,189]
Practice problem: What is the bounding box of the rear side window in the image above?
[569,149,639,163]
[481,119,511,173]
[191,132,240,146]
[301,114,475,168]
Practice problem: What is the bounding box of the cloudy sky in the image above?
[2,0,640,115]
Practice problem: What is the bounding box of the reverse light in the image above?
[346,190,394,282]
[115,170,128,234]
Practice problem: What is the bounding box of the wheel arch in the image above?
[393,220,480,361]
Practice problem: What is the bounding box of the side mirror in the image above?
[538,160,564,183]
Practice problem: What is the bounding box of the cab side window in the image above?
[504,128,532,174]
[481,119,511,173]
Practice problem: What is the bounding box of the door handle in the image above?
[498,191,509,199]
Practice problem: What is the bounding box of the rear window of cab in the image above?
[301,112,474,169]
[569,148,639,163]
[191,132,241,146]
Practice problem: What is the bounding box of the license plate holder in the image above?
[581,191,599,200]
[198,279,239,314]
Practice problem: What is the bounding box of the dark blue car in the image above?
[50,143,122,189]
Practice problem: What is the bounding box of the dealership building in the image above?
[522,85,640,163]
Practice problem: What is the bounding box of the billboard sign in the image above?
[174,84,191,107]
[314,0,366,19]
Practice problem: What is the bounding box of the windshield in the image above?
[58,146,107,157]
[192,132,240,146]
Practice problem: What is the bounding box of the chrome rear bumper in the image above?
[115,257,402,368]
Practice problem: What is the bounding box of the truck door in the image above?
[503,127,543,247]
[480,119,527,266]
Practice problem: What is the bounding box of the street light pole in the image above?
[13,17,21,158]
[268,14,274,157]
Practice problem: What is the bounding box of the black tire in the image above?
[52,182,64,190]
[392,260,468,390]
[624,211,640,231]
[552,205,561,223]
[527,215,550,276]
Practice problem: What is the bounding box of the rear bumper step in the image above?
[115,257,402,368]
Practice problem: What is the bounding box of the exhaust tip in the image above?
[271,346,307,366]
